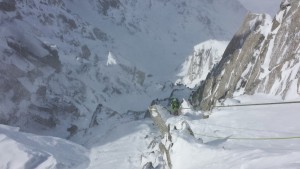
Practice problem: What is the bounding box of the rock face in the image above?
[0,1,147,137]
[176,40,228,88]
[192,0,300,111]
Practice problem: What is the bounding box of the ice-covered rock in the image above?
[176,40,228,88]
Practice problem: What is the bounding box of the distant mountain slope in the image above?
[192,0,300,111]
[0,0,246,137]
[64,0,247,79]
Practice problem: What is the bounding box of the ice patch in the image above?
[106,51,118,66]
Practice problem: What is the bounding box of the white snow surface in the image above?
[3,94,300,169]
[0,124,90,169]
[86,120,155,169]
[158,94,300,169]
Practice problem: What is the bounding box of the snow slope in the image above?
[150,94,300,169]
[86,120,156,169]
[0,124,89,169]
[176,40,229,88]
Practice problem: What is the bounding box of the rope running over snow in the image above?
[195,133,300,140]
[214,100,300,108]
[150,101,300,140]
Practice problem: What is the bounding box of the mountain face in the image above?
[176,40,228,88]
[0,0,246,137]
[64,0,247,80]
[192,0,300,111]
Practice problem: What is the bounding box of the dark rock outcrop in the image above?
[0,0,16,12]
[97,0,121,15]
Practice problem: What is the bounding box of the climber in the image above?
[170,98,180,116]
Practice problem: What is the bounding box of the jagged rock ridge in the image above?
[192,0,300,111]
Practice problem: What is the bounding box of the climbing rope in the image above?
[215,100,300,108]
[150,103,300,141]
[196,122,300,135]
[195,133,300,140]
[152,100,300,112]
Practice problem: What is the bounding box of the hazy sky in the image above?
[239,0,282,16]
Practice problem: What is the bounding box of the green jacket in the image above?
[171,99,180,112]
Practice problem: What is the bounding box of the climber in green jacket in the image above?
[171,98,180,116]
